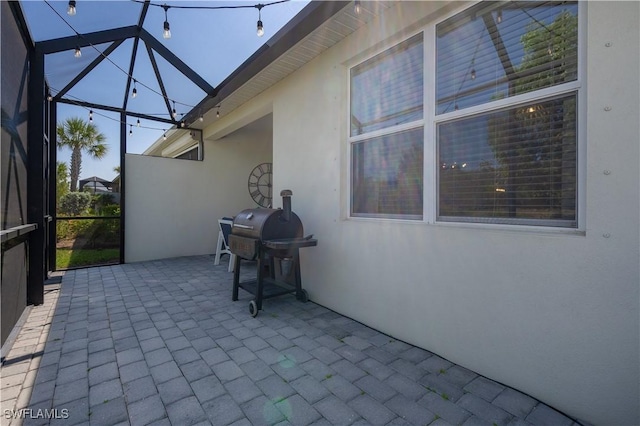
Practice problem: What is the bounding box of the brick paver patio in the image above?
[1,255,582,426]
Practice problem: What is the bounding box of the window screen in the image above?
[349,34,424,219]
[352,128,424,219]
[438,94,577,226]
[436,2,578,114]
[351,34,424,135]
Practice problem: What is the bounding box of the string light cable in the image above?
[48,87,190,135]
[131,0,291,39]
[44,1,202,113]
[43,0,289,122]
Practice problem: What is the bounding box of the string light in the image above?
[470,68,476,80]
[162,5,171,39]
[129,124,133,136]
[496,9,502,24]
[44,3,199,116]
[132,80,138,98]
[89,110,93,122]
[136,118,140,127]
[216,106,220,118]
[67,0,76,16]
[199,113,204,122]
[50,87,187,138]
[163,131,167,140]
[256,4,264,37]
[48,0,294,127]
[354,0,361,15]
[129,1,291,43]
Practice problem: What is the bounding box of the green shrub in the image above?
[59,192,92,216]
[56,218,120,246]
[57,218,95,240]
[100,204,120,216]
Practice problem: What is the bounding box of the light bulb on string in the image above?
[47,93,53,102]
[67,1,76,16]
[199,111,204,122]
[256,5,264,37]
[354,1,361,15]
[136,118,140,127]
[216,106,220,118]
[496,10,502,24]
[172,101,177,119]
[89,110,93,122]
[163,131,167,140]
[74,46,81,58]
[132,80,137,98]
[470,68,476,80]
[162,5,171,39]
[129,124,133,136]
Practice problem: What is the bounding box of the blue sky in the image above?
[20,0,309,181]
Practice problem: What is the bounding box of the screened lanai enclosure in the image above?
[0,0,320,348]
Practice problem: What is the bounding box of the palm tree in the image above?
[57,117,108,192]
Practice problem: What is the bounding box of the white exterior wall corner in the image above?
[124,124,271,262]
[214,1,639,424]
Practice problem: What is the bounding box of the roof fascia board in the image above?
[35,26,140,54]
[182,0,350,125]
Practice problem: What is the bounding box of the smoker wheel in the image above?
[249,300,259,317]
[299,289,309,303]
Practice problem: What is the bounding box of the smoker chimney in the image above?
[281,189,292,222]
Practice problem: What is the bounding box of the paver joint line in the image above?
[0,256,580,426]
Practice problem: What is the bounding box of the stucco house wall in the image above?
[125,124,272,263]
[204,2,639,424]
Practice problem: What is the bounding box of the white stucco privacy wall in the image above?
[125,125,272,263]
[205,2,639,424]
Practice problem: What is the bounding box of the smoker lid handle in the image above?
[233,224,254,230]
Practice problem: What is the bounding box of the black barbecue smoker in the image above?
[229,190,318,317]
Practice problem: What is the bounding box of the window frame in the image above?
[347,31,426,221]
[346,1,585,231]
[431,1,585,229]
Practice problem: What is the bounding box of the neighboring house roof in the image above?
[186,1,394,128]
[79,176,114,192]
